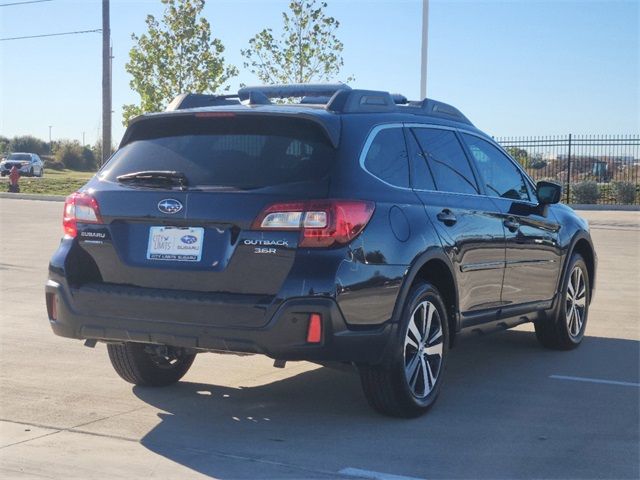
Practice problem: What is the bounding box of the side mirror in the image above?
[536,181,562,205]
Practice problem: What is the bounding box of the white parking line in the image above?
[550,375,640,387]
[339,467,426,480]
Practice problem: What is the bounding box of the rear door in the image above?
[406,125,507,318]
[459,133,562,306]
[82,114,337,299]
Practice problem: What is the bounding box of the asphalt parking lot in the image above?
[0,198,638,480]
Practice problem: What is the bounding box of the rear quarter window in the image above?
[362,127,409,188]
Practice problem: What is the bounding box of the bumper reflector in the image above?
[306,313,322,343]
[46,292,57,321]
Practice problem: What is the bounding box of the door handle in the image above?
[504,217,520,232]
[437,209,457,226]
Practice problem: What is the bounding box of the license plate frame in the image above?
[146,226,204,262]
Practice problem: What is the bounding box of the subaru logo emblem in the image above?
[180,235,197,244]
[158,199,183,214]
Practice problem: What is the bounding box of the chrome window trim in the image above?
[358,122,541,206]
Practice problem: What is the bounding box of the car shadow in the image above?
[133,330,640,479]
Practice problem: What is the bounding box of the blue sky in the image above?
[1,0,638,146]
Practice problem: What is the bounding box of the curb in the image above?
[0,192,65,202]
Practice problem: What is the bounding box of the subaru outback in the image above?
[46,84,596,417]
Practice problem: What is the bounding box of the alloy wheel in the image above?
[403,301,444,398]
[566,266,587,337]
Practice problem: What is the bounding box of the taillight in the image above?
[63,192,103,238]
[252,200,375,248]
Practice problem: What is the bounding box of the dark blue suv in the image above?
[46,84,596,417]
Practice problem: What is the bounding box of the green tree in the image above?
[122,0,237,125]
[0,136,9,155]
[241,0,351,85]
[505,146,530,168]
[9,135,48,155]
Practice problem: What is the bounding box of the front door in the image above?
[460,133,562,306]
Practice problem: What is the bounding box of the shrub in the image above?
[55,141,85,170]
[530,160,547,170]
[81,146,98,170]
[612,181,637,204]
[572,181,599,204]
[44,159,65,171]
[54,140,97,170]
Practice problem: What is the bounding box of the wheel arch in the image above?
[392,248,459,348]
[559,232,596,305]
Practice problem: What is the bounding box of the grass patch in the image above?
[1,169,95,196]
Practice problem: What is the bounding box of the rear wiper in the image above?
[116,171,188,190]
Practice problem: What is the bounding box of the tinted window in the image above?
[461,134,530,201]
[8,154,30,161]
[411,128,478,194]
[102,116,336,190]
[407,129,435,190]
[363,127,409,188]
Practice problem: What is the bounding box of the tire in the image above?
[29,167,34,177]
[535,253,590,350]
[107,342,196,386]
[359,281,449,417]
[38,168,44,177]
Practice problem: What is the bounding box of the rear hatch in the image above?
[71,113,338,324]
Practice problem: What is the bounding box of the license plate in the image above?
[147,226,204,262]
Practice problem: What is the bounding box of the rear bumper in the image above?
[45,279,394,364]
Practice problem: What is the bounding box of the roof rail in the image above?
[327,89,397,113]
[410,99,473,125]
[165,84,473,126]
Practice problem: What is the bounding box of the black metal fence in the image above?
[495,135,640,205]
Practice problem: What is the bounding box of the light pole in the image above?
[102,0,112,166]
[420,0,429,100]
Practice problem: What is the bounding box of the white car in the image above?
[0,152,44,177]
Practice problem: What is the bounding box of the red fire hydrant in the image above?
[8,165,20,193]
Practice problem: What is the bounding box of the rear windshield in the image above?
[101,115,336,190]
[8,154,30,160]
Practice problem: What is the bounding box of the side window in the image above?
[406,129,435,190]
[461,134,530,202]
[411,128,478,194]
[363,127,409,188]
